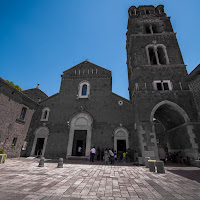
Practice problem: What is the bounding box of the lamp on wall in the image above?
[67,121,70,128]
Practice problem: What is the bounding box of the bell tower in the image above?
[127,5,199,160]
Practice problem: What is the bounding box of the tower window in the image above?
[82,85,87,96]
[149,47,157,65]
[152,25,158,33]
[146,25,151,34]
[157,47,166,64]
[146,44,169,65]
[163,82,169,90]
[156,82,162,90]
[153,80,172,91]
[145,24,158,34]
[19,107,27,120]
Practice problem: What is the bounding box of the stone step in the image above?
[67,156,89,161]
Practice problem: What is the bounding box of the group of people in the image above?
[89,147,116,164]
[90,147,132,164]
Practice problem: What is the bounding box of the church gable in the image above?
[63,61,111,78]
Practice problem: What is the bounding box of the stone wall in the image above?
[0,78,38,157]
[187,64,200,119]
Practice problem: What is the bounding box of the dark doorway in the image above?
[117,140,126,160]
[72,130,87,156]
[35,138,44,156]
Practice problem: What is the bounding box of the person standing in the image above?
[109,149,114,164]
[90,147,96,162]
[122,151,126,163]
[77,146,82,156]
[114,150,117,161]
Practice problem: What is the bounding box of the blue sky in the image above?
[1,0,200,99]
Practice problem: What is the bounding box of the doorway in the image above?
[117,140,126,159]
[72,130,87,156]
[34,138,44,156]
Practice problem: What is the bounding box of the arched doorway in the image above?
[113,127,129,158]
[67,112,93,157]
[150,100,198,158]
[30,126,49,157]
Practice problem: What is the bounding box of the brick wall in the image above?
[0,77,38,157]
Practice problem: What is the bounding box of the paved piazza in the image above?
[0,158,200,200]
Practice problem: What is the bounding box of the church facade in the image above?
[1,5,199,160]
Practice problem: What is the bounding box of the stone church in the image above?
[1,5,200,161]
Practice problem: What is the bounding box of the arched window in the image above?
[43,110,48,119]
[78,81,91,99]
[41,107,50,121]
[146,44,169,65]
[145,24,158,34]
[82,84,87,96]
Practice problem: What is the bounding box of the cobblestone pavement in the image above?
[0,158,200,200]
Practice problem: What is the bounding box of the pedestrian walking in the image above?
[90,147,96,162]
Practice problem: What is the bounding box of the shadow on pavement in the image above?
[167,168,200,183]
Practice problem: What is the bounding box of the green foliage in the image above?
[5,80,22,91]
[0,148,4,154]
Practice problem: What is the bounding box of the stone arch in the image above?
[67,112,93,157]
[30,126,49,157]
[150,100,198,158]
[113,127,129,153]
[150,100,190,123]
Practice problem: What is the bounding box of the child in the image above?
[122,151,126,163]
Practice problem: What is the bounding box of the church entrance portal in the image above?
[72,130,87,156]
[67,112,93,158]
[30,126,49,157]
[35,138,44,156]
[117,140,126,159]
[113,127,129,159]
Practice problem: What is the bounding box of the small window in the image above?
[146,25,151,34]
[43,110,48,119]
[152,25,158,33]
[156,82,162,91]
[11,137,17,146]
[153,80,172,91]
[20,107,27,120]
[163,82,169,90]
[41,107,50,121]
[78,81,91,99]
[82,85,87,96]
[146,10,150,14]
